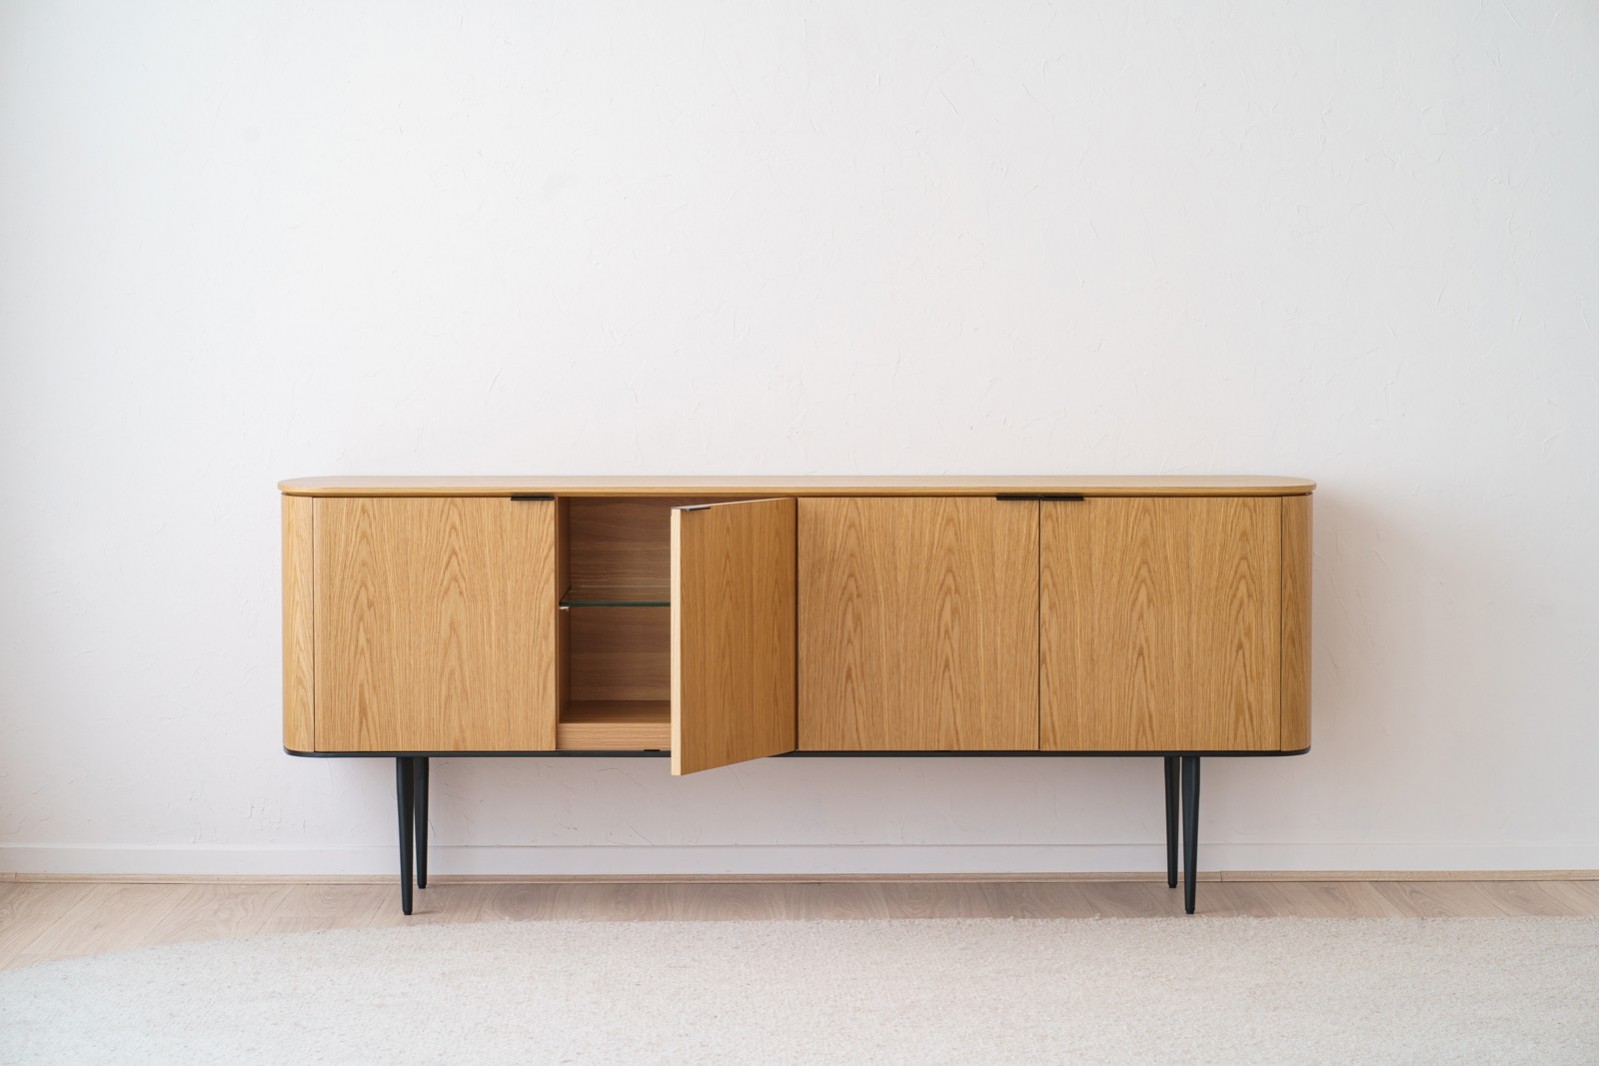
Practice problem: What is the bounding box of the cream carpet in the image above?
[1,917,1593,1064]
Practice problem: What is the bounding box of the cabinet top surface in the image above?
[279,475,1315,497]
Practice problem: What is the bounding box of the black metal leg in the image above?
[1181,755,1201,914]
[1163,756,1180,889]
[395,757,415,915]
[414,757,429,891]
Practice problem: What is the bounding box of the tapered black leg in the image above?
[1181,755,1201,914]
[395,757,415,915]
[1164,756,1180,889]
[413,757,429,891]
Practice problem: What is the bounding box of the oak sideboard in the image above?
[281,476,1314,913]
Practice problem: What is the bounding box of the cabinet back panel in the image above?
[312,497,558,751]
[1040,497,1281,751]
[567,607,670,702]
[566,497,726,591]
[798,497,1040,751]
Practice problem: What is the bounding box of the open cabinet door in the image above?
[670,498,797,775]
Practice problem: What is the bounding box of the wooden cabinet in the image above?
[281,476,1313,915]
[797,497,1038,751]
[282,477,1313,765]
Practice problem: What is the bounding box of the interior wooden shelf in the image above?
[556,701,670,750]
[561,584,670,608]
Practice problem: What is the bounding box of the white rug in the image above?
[1,917,1593,1064]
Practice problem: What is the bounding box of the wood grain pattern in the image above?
[670,499,797,775]
[1280,494,1312,751]
[281,476,1317,498]
[557,701,670,749]
[282,495,315,752]
[567,607,669,702]
[798,498,1039,750]
[139,884,295,947]
[1040,497,1282,751]
[5,884,191,959]
[566,497,723,591]
[313,497,558,751]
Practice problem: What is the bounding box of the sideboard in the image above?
[281,476,1314,913]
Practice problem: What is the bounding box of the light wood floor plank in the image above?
[7,953,85,969]
[14,884,191,958]
[475,883,563,923]
[137,884,295,950]
[1538,880,1599,910]
[1368,880,1570,919]
[2,878,1593,971]
[1469,880,1597,918]
[403,884,491,925]
[0,882,101,957]
[273,882,391,920]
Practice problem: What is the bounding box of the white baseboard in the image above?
[1,842,1594,878]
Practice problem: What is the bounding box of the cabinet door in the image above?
[314,497,558,751]
[798,497,1039,750]
[1040,497,1281,751]
[670,498,797,775]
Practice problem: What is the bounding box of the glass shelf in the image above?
[560,584,670,608]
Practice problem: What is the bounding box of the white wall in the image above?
[1,0,1594,877]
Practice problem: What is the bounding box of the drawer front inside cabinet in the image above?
[1040,496,1283,751]
[798,497,1040,750]
[312,496,559,752]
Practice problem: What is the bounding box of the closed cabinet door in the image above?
[798,497,1039,750]
[314,497,558,751]
[670,498,797,775]
[1040,497,1281,751]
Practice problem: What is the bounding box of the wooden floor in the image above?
[1,877,1593,972]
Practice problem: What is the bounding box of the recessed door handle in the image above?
[996,494,1085,502]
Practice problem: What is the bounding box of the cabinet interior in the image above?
[555,496,723,749]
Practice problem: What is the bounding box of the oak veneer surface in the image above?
[281,475,1316,498]
[671,499,798,774]
[798,498,1039,750]
[567,607,670,702]
[565,496,723,592]
[286,479,1314,758]
[1040,497,1282,751]
[281,496,315,752]
[556,702,671,750]
[1280,495,1313,750]
[313,498,558,751]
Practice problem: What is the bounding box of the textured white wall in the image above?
[0,1,1594,876]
